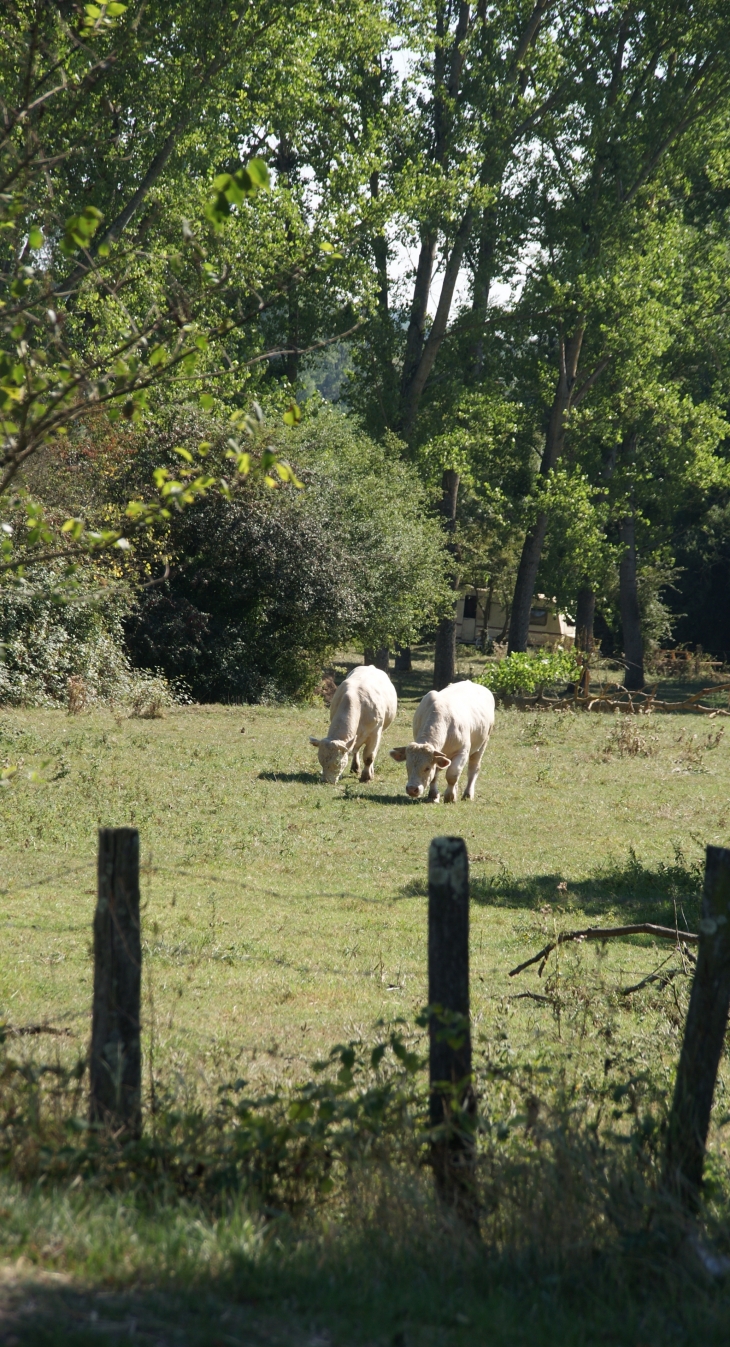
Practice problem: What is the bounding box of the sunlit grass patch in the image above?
[0,666,729,1339]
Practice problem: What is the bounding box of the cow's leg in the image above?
[444,751,468,803]
[350,746,361,774]
[428,770,442,803]
[463,743,487,801]
[359,727,381,783]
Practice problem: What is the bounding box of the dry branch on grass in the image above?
[509,923,699,978]
[620,968,682,996]
[499,682,730,716]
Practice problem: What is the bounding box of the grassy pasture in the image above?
[0,650,730,1343]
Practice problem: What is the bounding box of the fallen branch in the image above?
[509,923,699,978]
[509,991,554,1005]
[497,682,730,716]
[621,968,682,996]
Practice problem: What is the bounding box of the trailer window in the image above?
[530,607,548,625]
[463,594,478,619]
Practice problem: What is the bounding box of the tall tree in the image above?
[532,207,730,684]
[506,0,730,651]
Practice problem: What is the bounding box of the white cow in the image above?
[389,679,495,803]
[309,664,397,784]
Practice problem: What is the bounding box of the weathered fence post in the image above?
[428,836,477,1223]
[89,828,142,1135]
[663,845,730,1210]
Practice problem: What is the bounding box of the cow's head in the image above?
[309,734,356,784]
[389,742,451,798]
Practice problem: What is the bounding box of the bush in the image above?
[125,490,364,703]
[126,407,451,702]
[478,647,582,697]
[285,410,452,652]
[0,577,175,710]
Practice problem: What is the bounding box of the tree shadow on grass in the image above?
[0,1277,290,1346]
[397,879,429,899]
[470,849,704,929]
[351,791,416,806]
[257,770,321,784]
[2,1193,720,1347]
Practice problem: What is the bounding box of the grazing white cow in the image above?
[390,679,495,803]
[309,664,397,784]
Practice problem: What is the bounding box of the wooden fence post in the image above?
[428,836,477,1222]
[663,845,730,1209]
[89,828,142,1135]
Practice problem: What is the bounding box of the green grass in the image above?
[0,648,729,1342]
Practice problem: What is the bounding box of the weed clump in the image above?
[603,717,658,758]
[672,727,724,773]
[66,675,87,715]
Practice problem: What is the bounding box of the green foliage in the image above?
[0,1028,426,1210]
[478,648,582,697]
[0,577,172,709]
[286,409,452,651]
[0,0,375,572]
[125,406,451,700]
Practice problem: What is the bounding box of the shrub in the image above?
[478,647,582,697]
[125,491,364,703]
[126,407,451,702]
[285,411,452,653]
[0,577,176,710]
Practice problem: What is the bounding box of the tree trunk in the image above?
[364,648,389,670]
[470,203,497,380]
[508,322,585,652]
[434,616,457,691]
[433,469,460,690]
[285,289,300,384]
[277,137,300,384]
[575,586,596,652]
[506,511,549,654]
[370,171,389,317]
[399,207,475,438]
[399,233,437,413]
[619,512,644,690]
[394,647,412,672]
[375,647,389,672]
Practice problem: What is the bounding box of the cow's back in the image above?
[413,680,494,751]
[330,664,397,731]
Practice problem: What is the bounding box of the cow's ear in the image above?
[309,736,321,747]
[389,746,407,762]
[434,753,451,768]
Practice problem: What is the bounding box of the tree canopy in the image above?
[2,0,730,699]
